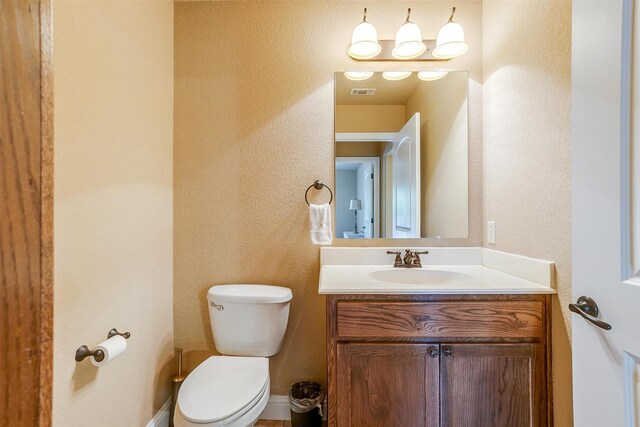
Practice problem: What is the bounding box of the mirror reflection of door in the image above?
[362,162,374,237]
[335,157,379,238]
[393,113,420,238]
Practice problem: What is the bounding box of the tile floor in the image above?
[255,421,328,427]
[254,421,292,427]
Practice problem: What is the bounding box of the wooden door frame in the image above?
[40,0,54,423]
[0,0,54,425]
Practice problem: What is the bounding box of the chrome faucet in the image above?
[387,249,429,268]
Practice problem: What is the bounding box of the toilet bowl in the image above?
[174,356,270,427]
[174,285,292,427]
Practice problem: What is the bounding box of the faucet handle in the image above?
[387,251,403,268]
[412,250,429,267]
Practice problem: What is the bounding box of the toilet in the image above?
[174,284,293,427]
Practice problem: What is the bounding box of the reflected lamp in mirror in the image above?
[349,199,363,234]
[344,70,374,81]
[417,70,448,81]
[382,71,413,81]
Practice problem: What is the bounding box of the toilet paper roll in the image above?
[91,335,127,367]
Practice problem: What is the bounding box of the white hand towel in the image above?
[309,203,332,245]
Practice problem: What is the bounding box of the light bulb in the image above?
[348,8,382,60]
[433,7,469,59]
[392,8,427,60]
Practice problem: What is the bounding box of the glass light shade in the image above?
[382,71,412,81]
[417,70,448,81]
[433,21,469,59]
[392,21,427,59]
[349,199,363,210]
[348,21,382,60]
[344,71,374,81]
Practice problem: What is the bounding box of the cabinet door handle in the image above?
[428,346,439,358]
[443,346,454,357]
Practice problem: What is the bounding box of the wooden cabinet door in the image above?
[336,343,439,427]
[440,344,546,427]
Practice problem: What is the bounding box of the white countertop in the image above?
[318,248,556,295]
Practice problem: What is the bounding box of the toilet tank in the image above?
[207,284,292,357]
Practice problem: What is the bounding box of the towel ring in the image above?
[305,180,333,206]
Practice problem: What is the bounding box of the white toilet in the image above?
[174,284,293,427]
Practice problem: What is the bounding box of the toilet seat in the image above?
[177,356,269,425]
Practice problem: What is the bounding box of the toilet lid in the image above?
[178,356,269,424]
[208,284,292,304]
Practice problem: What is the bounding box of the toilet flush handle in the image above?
[210,301,224,311]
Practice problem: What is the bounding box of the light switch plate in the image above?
[487,221,496,245]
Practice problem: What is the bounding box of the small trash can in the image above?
[288,381,324,427]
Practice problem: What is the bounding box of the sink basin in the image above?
[368,269,473,285]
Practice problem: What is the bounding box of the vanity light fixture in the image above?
[382,71,413,81]
[347,8,382,60]
[347,7,468,61]
[417,70,449,81]
[344,70,374,81]
[392,8,427,60]
[432,7,469,59]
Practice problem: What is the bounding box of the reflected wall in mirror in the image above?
[335,71,469,239]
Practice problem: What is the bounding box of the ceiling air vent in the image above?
[349,88,376,96]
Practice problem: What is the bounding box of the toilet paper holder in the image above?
[75,328,131,362]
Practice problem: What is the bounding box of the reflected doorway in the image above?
[335,157,380,238]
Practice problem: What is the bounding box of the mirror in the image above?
[335,71,469,239]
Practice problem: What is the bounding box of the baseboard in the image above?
[259,395,291,420]
[153,394,325,424]
[259,395,328,421]
[147,399,171,427]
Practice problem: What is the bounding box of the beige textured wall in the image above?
[482,1,573,425]
[406,72,469,238]
[53,1,174,425]
[174,0,482,394]
[335,105,405,132]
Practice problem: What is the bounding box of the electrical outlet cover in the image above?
[487,221,496,245]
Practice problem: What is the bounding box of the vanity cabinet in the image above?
[327,295,551,427]
[336,343,441,427]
